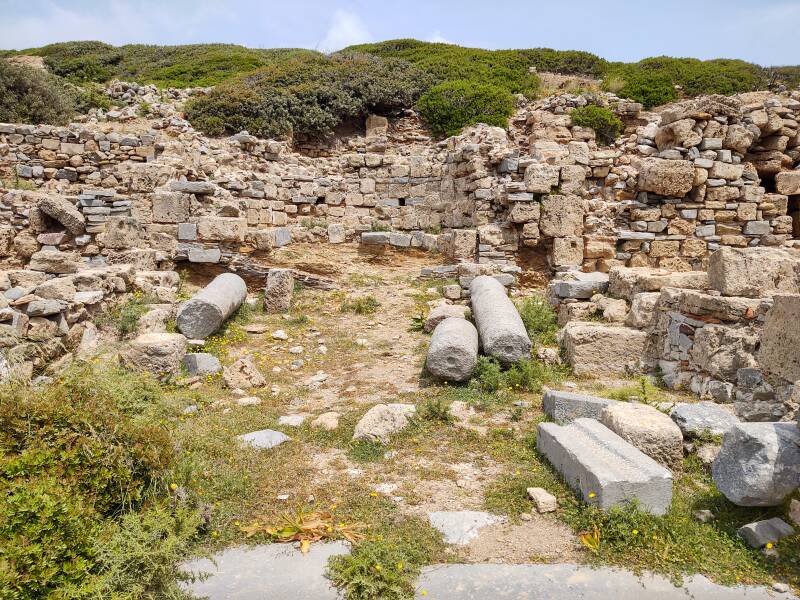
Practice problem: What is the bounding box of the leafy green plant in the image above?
[0,60,76,125]
[417,397,453,423]
[102,291,154,336]
[416,79,514,137]
[517,295,559,347]
[611,69,678,109]
[348,440,386,463]
[471,356,504,392]
[570,104,623,144]
[504,358,564,393]
[186,53,434,139]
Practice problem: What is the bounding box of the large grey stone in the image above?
[177,273,248,339]
[38,196,85,235]
[28,250,80,274]
[712,422,800,506]
[183,352,222,376]
[550,271,610,299]
[737,518,795,549]
[670,402,740,438]
[25,299,67,317]
[537,418,673,515]
[264,269,293,314]
[542,389,616,423]
[424,303,468,333]
[182,543,348,600]
[416,563,797,599]
[426,317,479,382]
[237,429,290,450]
[427,511,504,545]
[469,275,531,366]
[169,180,216,195]
[637,158,695,197]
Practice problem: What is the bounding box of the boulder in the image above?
[352,403,415,443]
[689,324,758,381]
[177,273,248,339]
[600,402,684,471]
[424,303,469,333]
[264,268,293,314]
[120,332,187,378]
[469,276,531,366]
[737,518,795,549]
[560,323,647,376]
[669,402,740,438]
[183,352,222,376]
[638,158,695,197]
[712,422,800,506]
[28,250,80,274]
[708,247,800,298]
[775,170,800,195]
[524,163,560,193]
[426,317,479,382]
[222,355,266,389]
[237,429,289,450]
[758,294,800,383]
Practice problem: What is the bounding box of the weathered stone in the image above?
[424,303,468,333]
[469,276,531,366]
[550,271,609,299]
[690,324,759,381]
[775,170,800,195]
[223,355,266,389]
[120,332,187,378]
[177,273,248,339]
[626,292,660,328]
[169,180,216,195]
[708,247,800,298]
[152,192,190,223]
[311,411,340,431]
[426,317,479,382]
[237,429,289,450]
[600,402,684,471]
[183,352,222,376]
[524,163,559,193]
[101,217,142,249]
[427,511,504,546]
[37,196,85,235]
[28,250,79,274]
[670,402,740,438]
[527,487,557,513]
[264,268,293,314]
[737,518,795,549]
[638,158,695,197]
[758,294,800,382]
[25,299,67,317]
[539,194,584,237]
[712,422,800,506]
[561,323,647,376]
[352,403,415,443]
[197,217,246,242]
[537,418,673,515]
[543,389,616,423]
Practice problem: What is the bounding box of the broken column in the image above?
[176,273,247,339]
[426,317,479,382]
[468,275,531,366]
[264,268,293,314]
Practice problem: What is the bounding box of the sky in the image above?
[1,0,798,66]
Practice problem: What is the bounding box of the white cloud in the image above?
[427,30,452,44]
[317,9,370,53]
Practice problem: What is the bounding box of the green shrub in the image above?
[471,356,503,392]
[186,53,433,139]
[416,79,515,137]
[0,363,175,598]
[345,39,540,96]
[610,69,678,109]
[0,61,76,124]
[340,295,380,315]
[73,83,113,112]
[504,358,563,393]
[570,105,623,144]
[517,295,559,347]
[73,506,201,599]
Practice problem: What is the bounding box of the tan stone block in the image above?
[682,238,707,257]
[649,240,680,258]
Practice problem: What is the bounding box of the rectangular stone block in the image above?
[543,389,616,424]
[537,418,673,515]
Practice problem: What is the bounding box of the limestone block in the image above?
[600,402,684,470]
[708,247,800,297]
[561,322,647,376]
[524,163,560,193]
[352,403,416,443]
[177,273,248,339]
[638,158,695,197]
[542,389,616,423]
[120,332,187,378]
[264,268,293,314]
[197,217,247,242]
[537,418,673,515]
[539,194,583,237]
[758,294,800,382]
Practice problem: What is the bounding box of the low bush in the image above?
[569,105,623,144]
[416,79,515,137]
[608,68,678,109]
[0,60,76,124]
[517,295,559,347]
[186,53,433,139]
[0,363,177,598]
[340,294,380,315]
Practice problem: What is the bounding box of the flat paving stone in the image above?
[237,429,290,449]
[427,511,505,545]
[181,542,349,600]
[416,563,798,599]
